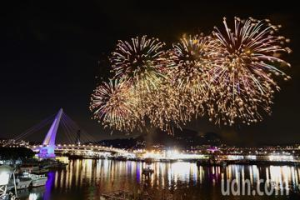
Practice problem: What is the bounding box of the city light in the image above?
[269,155,294,162]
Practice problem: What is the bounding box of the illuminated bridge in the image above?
[4,109,133,159]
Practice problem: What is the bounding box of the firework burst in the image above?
[142,79,183,132]
[143,34,219,131]
[91,17,292,132]
[90,79,142,131]
[169,34,213,89]
[110,35,166,92]
[167,34,221,119]
[209,17,291,125]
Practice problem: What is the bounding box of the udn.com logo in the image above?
[221,177,290,196]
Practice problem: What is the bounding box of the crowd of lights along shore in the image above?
[90,17,292,132]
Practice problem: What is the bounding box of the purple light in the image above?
[207,146,219,153]
[43,109,63,146]
[136,163,141,183]
[44,171,55,200]
[38,146,56,158]
[38,109,63,159]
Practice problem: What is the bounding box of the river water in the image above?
[17,158,300,200]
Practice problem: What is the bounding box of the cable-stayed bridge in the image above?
[4,109,132,159]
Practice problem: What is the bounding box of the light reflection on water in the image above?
[20,159,300,199]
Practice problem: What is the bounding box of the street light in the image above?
[0,165,17,199]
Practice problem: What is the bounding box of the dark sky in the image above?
[1,1,299,145]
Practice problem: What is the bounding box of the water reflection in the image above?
[20,159,300,199]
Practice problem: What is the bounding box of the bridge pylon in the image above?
[38,108,63,158]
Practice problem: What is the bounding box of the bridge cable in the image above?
[61,114,78,143]
[4,114,55,146]
[61,113,96,143]
[60,118,74,144]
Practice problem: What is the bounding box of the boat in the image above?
[21,172,48,187]
[142,167,154,176]
[30,174,48,187]
[7,176,32,191]
[7,173,32,191]
[15,177,32,189]
[6,170,48,193]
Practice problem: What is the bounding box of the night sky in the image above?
[1,1,299,145]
